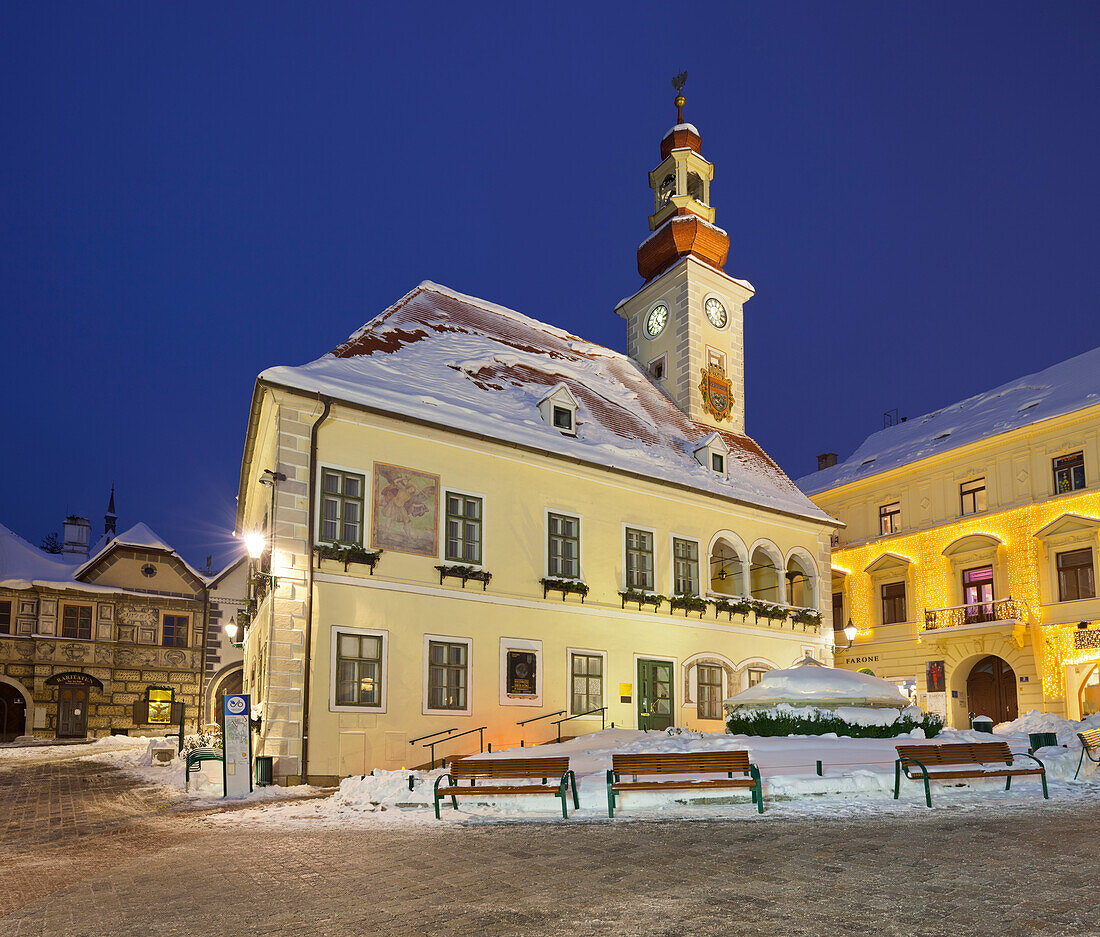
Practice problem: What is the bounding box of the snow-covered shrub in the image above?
[180,725,223,757]
[726,705,943,739]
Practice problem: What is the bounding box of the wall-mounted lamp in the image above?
[243,531,266,559]
[225,621,243,648]
[843,617,857,648]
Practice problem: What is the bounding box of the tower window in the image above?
[687,172,706,204]
[648,355,666,381]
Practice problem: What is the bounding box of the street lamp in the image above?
[243,531,266,559]
[843,617,857,648]
[224,620,243,648]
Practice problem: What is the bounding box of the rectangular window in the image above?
[625,528,654,590]
[61,605,92,640]
[881,582,907,624]
[547,513,580,579]
[1053,452,1086,494]
[336,632,383,706]
[879,502,901,535]
[673,538,699,595]
[832,592,844,631]
[445,492,482,564]
[570,653,603,715]
[711,452,725,474]
[162,614,188,647]
[697,664,723,719]
[746,668,766,688]
[960,478,987,516]
[0,600,10,635]
[962,566,995,623]
[1057,548,1096,602]
[552,406,573,431]
[428,640,468,710]
[146,687,174,724]
[320,468,365,544]
[648,355,666,381]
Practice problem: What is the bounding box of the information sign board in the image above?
[222,694,253,799]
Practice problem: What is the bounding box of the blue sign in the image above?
[224,694,250,717]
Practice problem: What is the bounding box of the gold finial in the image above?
[671,71,687,123]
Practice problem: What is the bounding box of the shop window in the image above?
[673,538,699,595]
[547,513,580,579]
[444,492,482,565]
[881,582,907,624]
[1053,452,1085,494]
[162,614,188,648]
[960,478,987,516]
[697,665,722,719]
[570,653,603,715]
[320,468,365,544]
[336,632,383,707]
[1057,548,1096,602]
[146,687,174,725]
[61,605,92,640]
[625,528,654,590]
[428,640,468,711]
[879,502,901,535]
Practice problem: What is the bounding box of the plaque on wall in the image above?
[97,604,114,622]
[506,651,537,696]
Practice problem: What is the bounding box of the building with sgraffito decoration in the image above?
[234,93,839,786]
[798,348,1100,728]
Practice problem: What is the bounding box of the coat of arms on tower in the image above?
[699,363,733,422]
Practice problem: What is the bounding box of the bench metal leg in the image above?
[922,773,932,808]
[1040,771,1049,799]
[751,766,764,814]
[1074,747,1085,781]
[1005,775,1012,791]
[568,771,580,810]
[893,760,901,800]
[606,770,616,818]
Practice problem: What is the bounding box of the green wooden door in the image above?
[637,659,673,730]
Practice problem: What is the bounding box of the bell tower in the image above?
[615,75,754,434]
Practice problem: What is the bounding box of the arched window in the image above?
[749,543,783,603]
[709,538,746,596]
[785,550,818,610]
[687,172,706,205]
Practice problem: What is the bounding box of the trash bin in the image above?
[255,755,274,787]
[1028,732,1058,751]
[971,715,994,733]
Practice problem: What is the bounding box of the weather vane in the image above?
[672,71,687,123]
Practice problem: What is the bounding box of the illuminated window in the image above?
[881,582,907,624]
[673,538,699,595]
[0,600,10,635]
[162,614,188,647]
[146,687,174,725]
[570,653,603,715]
[547,513,580,578]
[879,502,901,535]
[320,468,365,544]
[428,640,468,710]
[61,605,92,640]
[697,665,722,719]
[336,632,383,706]
[444,492,482,564]
[960,478,987,516]
[746,668,767,688]
[1053,452,1085,494]
[625,528,654,590]
[1057,549,1095,602]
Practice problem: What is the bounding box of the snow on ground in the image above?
[211,712,1100,829]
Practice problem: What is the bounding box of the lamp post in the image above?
[843,617,857,648]
[225,620,243,648]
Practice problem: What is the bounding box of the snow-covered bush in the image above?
[726,704,943,739]
[180,725,222,757]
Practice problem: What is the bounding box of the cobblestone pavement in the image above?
[2,752,1098,937]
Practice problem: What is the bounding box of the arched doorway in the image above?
[966,655,1018,725]
[0,682,28,741]
[1079,662,1100,718]
[205,664,244,725]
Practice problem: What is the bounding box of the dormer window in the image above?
[537,383,579,437]
[693,432,729,478]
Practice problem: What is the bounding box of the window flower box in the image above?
[791,608,823,631]
[618,590,665,612]
[670,594,711,618]
[540,577,589,602]
[314,544,383,573]
[435,565,492,591]
[712,597,754,621]
[749,600,788,624]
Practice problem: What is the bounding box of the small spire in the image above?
[672,71,687,124]
[104,483,117,537]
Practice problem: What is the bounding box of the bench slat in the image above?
[446,785,561,795]
[612,751,751,775]
[450,757,569,779]
[612,778,756,792]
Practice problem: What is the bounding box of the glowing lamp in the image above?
[243,531,266,559]
[843,618,857,647]
[225,621,239,642]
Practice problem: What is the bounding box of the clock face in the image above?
[646,304,669,337]
[705,297,727,328]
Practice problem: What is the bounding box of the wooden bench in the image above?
[895,741,1047,807]
[433,756,578,819]
[1074,728,1100,780]
[184,746,223,790]
[606,751,763,817]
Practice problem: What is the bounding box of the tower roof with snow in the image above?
[258,281,832,524]
[797,345,1100,495]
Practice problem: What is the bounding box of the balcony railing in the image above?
[923,597,1027,631]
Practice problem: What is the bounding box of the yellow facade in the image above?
[239,391,834,784]
[808,402,1100,728]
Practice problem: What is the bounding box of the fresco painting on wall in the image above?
[371,463,439,556]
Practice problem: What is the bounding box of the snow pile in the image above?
[726,657,910,711]
[994,709,1100,748]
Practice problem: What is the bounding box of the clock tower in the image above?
[615,79,754,434]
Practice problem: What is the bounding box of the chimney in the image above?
[62,516,92,558]
[817,452,838,471]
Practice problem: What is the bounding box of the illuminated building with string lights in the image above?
[799,346,1100,728]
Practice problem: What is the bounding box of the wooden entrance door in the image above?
[966,655,1018,725]
[637,659,673,730]
[57,685,89,738]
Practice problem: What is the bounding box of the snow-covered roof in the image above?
[75,522,208,584]
[725,656,909,711]
[259,281,832,523]
[798,345,1100,496]
[664,122,700,137]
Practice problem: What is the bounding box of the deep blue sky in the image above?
[2,3,1098,569]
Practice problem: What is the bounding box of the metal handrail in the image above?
[423,725,486,769]
[516,710,565,727]
[551,707,606,742]
[409,727,457,746]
